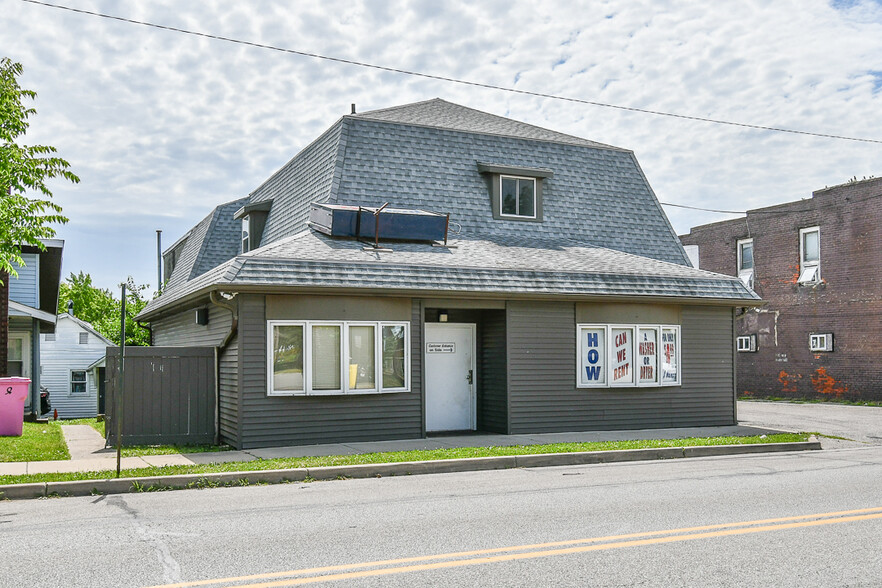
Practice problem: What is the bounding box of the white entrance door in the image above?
[425,323,476,432]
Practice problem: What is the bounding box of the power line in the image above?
[20,0,882,146]
[661,186,882,215]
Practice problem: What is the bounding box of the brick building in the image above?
[680,176,882,401]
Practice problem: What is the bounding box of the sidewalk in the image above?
[2,423,793,476]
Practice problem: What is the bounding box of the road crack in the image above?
[107,496,182,584]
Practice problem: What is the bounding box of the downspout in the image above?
[209,290,238,445]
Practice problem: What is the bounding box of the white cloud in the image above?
[3,0,881,290]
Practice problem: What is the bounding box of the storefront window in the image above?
[271,324,304,393]
[349,325,376,390]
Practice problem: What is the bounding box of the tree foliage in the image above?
[58,272,151,346]
[1,57,79,278]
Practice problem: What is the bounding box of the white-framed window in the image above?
[809,333,833,352]
[737,238,754,288]
[500,175,536,219]
[737,335,757,352]
[242,215,251,253]
[7,337,24,377]
[577,324,680,388]
[268,320,410,396]
[798,226,820,284]
[660,327,681,385]
[78,332,89,345]
[70,370,87,394]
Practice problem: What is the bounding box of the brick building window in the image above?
[810,333,833,352]
[736,335,757,352]
[737,238,754,288]
[798,226,820,284]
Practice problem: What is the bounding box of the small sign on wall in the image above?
[427,343,456,353]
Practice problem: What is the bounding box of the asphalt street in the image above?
[737,400,882,448]
[3,403,882,587]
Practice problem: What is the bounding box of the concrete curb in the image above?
[0,441,821,500]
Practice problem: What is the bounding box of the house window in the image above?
[79,332,89,345]
[577,324,680,388]
[270,323,305,393]
[70,370,87,394]
[798,227,820,284]
[242,215,251,253]
[44,333,56,342]
[737,335,757,352]
[737,238,754,288]
[7,338,24,377]
[500,176,536,219]
[381,325,408,390]
[268,321,410,396]
[810,333,833,352]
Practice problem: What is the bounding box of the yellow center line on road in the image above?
[146,506,882,588]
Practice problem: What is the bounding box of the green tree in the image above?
[1,57,78,277]
[58,273,151,346]
[2,57,79,376]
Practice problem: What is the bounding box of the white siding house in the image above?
[40,314,112,418]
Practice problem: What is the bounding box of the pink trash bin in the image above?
[0,377,31,436]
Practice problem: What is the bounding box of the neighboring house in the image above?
[679,176,882,401]
[4,239,64,418]
[138,98,759,450]
[40,313,113,418]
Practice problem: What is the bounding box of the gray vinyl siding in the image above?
[151,305,233,347]
[479,309,507,433]
[218,333,239,447]
[507,301,735,433]
[676,306,736,425]
[236,294,422,449]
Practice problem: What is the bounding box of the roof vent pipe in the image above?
[351,103,356,114]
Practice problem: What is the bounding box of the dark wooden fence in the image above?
[105,347,215,446]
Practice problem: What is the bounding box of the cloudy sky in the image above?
[4,0,882,292]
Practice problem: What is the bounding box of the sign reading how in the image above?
[427,342,455,354]
[580,328,606,385]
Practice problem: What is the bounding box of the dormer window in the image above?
[477,162,552,223]
[242,215,251,253]
[501,176,536,219]
[234,199,273,254]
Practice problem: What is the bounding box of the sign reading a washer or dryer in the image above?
[426,343,456,353]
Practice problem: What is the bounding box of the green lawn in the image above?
[0,422,70,462]
[0,433,810,486]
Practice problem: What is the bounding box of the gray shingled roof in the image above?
[355,98,619,149]
[142,98,744,320]
[163,197,248,291]
[140,230,759,319]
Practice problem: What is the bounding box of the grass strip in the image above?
[0,433,809,486]
[0,422,69,462]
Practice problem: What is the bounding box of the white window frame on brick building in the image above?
[798,226,820,284]
[736,334,756,352]
[809,333,833,352]
[737,238,754,288]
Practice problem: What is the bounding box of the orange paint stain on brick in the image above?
[778,370,800,394]
[812,367,848,398]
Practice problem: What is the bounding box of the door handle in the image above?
[466,369,473,384]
